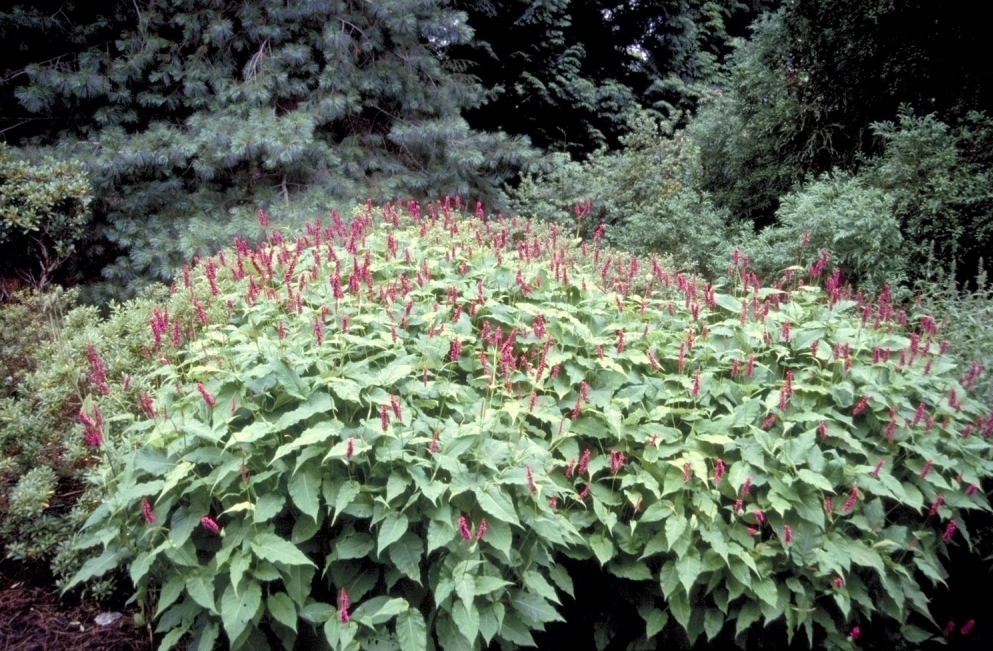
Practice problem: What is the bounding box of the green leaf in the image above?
[849,541,885,577]
[638,604,668,640]
[676,553,702,594]
[902,624,933,644]
[272,420,339,462]
[510,591,563,626]
[704,608,725,641]
[473,485,520,526]
[479,602,504,645]
[589,533,615,566]
[66,547,127,590]
[220,580,262,644]
[388,533,423,584]
[498,612,536,647]
[735,601,762,638]
[378,512,409,554]
[547,564,575,598]
[797,469,834,492]
[156,575,186,618]
[266,355,309,400]
[665,514,688,550]
[354,596,409,625]
[395,608,427,651]
[332,480,361,525]
[669,589,691,630]
[334,532,375,560]
[267,592,298,632]
[288,465,321,520]
[607,560,653,582]
[194,621,219,651]
[185,574,216,613]
[230,551,250,595]
[254,493,285,523]
[251,532,316,567]
[452,600,480,645]
[481,517,513,558]
[522,570,561,605]
[454,571,476,610]
[475,575,513,596]
[753,579,778,607]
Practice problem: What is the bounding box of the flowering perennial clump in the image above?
[65,199,993,651]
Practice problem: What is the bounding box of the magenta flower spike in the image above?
[200,515,220,534]
[338,587,350,623]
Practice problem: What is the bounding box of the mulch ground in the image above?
[0,560,151,651]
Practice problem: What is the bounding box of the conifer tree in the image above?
[452,0,762,155]
[1,0,541,290]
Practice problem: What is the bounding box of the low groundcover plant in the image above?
[68,199,992,651]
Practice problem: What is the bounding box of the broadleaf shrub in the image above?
[69,201,992,650]
[0,143,92,290]
[509,112,749,278]
[745,172,908,297]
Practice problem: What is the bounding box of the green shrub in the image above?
[746,172,908,296]
[66,201,993,650]
[0,281,210,590]
[864,108,993,283]
[913,259,993,409]
[510,112,748,278]
[685,12,809,229]
[0,143,92,289]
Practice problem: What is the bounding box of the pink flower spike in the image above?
[929,494,944,517]
[740,476,752,496]
[196,383,216,408]
[713,458,725,483]
[458,515,472,541]
[966,483,978,496]
[609,450,626,475]
[525,465,537,495]
[578,448,592,475]
[833,576,844,589]
[782,525,793,544]
[338,587,350,623]
[853,394,870,416]
[345,437,355,460]
[870,459,885,478]
[942,519,957,542]
[200,516,220,534]
[943,620,956,637]
[920,459,934,479]
[842,486,859,513]
[141,497,156,524]
[850,626,861,641]
[476,518,487,541]
[961,620,975,635]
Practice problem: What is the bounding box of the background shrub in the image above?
[745,172,907,296]
[510,112,748,278]
[0,143,92,290]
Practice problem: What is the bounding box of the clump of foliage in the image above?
[745,172,907,297]
[510,112,749,278]
[912,259,993,409]
[63,200,993,650]
[864,109,993,282]
[0,143,92,290]
[0,282,205,591]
